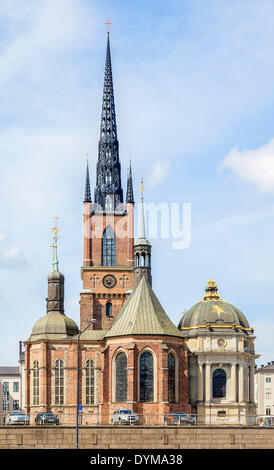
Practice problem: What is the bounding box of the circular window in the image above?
[217,338,226,347]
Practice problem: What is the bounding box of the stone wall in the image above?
[0,426,273,449]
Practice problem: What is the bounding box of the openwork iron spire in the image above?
[126,161,134,203]
[94,34,123,210]
[84,160,91,203]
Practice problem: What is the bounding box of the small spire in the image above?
[203,278,220,301]
[139,178,146,239]
[84,159,92,203]
[51,217,60,271]
[126,161,134,203]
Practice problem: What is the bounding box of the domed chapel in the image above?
[24,33,258,426]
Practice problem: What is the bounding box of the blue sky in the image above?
[0,0,274,367]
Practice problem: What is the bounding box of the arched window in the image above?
[55,359,64,405]
[115,352,127,402]
[135,253,140,267]
[141,252,146,267]
[86,360,95,405]
[140,351,154,402]
[102,226,116,266]
[168,353,176,403]
[106,301,112,317]
[212,369,226,398]
[33,361,39,405]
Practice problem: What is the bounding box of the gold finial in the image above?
[203,278,220,301]
[141,178,144,201]
[50,217,60,270]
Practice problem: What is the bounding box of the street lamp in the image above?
[76,319,96,449]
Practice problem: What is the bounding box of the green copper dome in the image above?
[178,279,253,335]
[28,312,79,342]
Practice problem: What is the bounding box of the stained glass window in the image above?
[86,360,95,405]
[33,361,39,405]
[168,354,176,403]
[115,352,127,402]
[140,351,154,402]
[212,369,226,398]
[102,226,116,266]
[55,359,64,405]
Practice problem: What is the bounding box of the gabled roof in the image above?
[105,276,183,339]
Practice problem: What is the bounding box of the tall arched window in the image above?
[55,359,64,405]
[106,301,112,317]
[33,361,39,405]
[212,369,226,398]
[102,226,116,266]
[115,352,127,402]
[140,351,154,402]
[168,353,176,403]
[86,360,95,405]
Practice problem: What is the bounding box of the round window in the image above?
[217,338,226,347]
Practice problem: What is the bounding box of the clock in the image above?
[102,274,117,289]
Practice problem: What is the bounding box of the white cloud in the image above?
[222,139,274,193]
[0,232,27,268]
[148,160,170,187]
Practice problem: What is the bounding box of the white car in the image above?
[111,409,139,425]
[5,411,29,425]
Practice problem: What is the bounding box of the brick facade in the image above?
[25,335,190,425]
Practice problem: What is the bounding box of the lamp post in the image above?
[76,319,96,449]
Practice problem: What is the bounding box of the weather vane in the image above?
[141,178,144,201]
[105,19,111,34]
[50,216,60,270]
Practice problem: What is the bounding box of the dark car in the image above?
[35,412,60,425]
[164,412,196,425]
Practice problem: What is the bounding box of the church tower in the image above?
[81,33,135,331]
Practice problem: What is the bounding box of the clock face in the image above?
[102,274,116,289]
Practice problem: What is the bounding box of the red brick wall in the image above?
[25,336,190,426]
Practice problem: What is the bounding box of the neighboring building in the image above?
[178,279,259,425]
[255,362,274,421]
[23,32,258,426]
[0,342,25,424]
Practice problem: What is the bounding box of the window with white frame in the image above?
[266,388,271,400]
[85,360,95,405]
[55,359,64,405]
[33,361,39,405]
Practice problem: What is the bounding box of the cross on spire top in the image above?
[105,19,111,34]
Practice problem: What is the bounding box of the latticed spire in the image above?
[84,160,91,203]
[94,34,123,210]
[126,161,134,203]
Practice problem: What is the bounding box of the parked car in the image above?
[164,412,196,425]
[5,411,29,425]
[35,412,60,425]
[111,409,139,425]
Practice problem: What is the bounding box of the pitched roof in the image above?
[105,276,183,339]
[0,367,20,376]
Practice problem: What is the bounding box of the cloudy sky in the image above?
[1,0,274,367]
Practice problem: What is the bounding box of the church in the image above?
[24,33,258,426]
